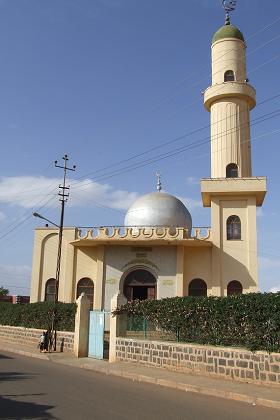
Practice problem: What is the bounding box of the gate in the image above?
[88,310,105,359]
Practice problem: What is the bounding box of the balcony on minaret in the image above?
[204,82,256,111]
[200,177,267,208]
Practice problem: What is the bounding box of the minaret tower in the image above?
[204,14,255,178]
[201,4,266,295]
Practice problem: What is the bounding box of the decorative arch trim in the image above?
[119,264,158,292]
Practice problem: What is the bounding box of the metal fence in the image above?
[124,315,178,342]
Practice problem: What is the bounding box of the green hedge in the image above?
[0,302,77,332]
[114,293,280,352]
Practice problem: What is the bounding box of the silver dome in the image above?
[124,192,192,231]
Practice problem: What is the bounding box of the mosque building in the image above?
[30,13,266,310]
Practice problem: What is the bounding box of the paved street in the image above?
[0,351,279,420]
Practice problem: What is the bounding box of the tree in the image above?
[0,286,9,296]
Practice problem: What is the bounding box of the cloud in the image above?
[0,176,139,212]
[179,195,202,210]
[186,177,200,186]
[70,179,139,211]
[0,176,203,215]
[269,285,280,293]
[0,264,31,296]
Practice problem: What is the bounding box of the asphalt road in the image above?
[0,351,279,420]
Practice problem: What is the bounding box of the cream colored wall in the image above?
[204,37,255,179]
[210,197,258,295]
[183,247,212,295]
[212,38,246,84]
[30,228,77,303]
[104,245,178,311]
[72,246,99,309]
[210,99,252,177]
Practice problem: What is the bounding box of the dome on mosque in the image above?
[212,25,245,44]
[124,191,192,231]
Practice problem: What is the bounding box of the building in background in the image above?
[30,14,266,310]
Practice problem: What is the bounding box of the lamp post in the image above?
[33,154,76,351]
[33,211,61,351]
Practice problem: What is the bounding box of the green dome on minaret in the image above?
[212,24,245,44]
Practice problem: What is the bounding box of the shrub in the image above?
[114,292,280,352]
[0,302,77,332]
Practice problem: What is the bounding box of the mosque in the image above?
[30,13,266,310]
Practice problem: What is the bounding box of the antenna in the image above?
[221,0,237,25]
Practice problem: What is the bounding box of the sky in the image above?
[0,0,279,295]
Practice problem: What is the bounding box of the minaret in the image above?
[204,17,255,178]
[201,9,266,295]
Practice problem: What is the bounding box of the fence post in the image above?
[109,291,127,363]
[73,293,90,357]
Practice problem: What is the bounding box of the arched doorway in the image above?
[123,269,156,302]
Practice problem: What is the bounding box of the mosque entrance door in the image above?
[124,269,156,302]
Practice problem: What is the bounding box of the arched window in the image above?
[224,70,235,82]
[76,278,94,307]
[45,278,56,302]
[227,215,241,240]
[226,163,238,178]
[188,278,207,297]
[227,280,243,296]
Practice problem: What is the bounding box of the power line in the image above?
[151,16,280,109]
[0,195,58,241]
[70,107,280,189]
[70,87,280,187]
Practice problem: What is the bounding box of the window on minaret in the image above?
[227,215,241,240]
[224,70,235,82]
[226,163,238,178]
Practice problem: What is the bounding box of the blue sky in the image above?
[0,0,279,295]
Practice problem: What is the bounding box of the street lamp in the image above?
[32,212,60,228]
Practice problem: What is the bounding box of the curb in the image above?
[0,344,49,360]
[1,344,279,411]
[78,364,280,411]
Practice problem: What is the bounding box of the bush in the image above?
[0,302,77,332]
[114,293,280,352]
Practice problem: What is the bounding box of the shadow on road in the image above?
[0,353,13,359]
[0,371,32,382]
[0,395,56,419]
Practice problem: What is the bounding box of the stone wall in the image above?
[116,338,280,387]
[0,325,74,352]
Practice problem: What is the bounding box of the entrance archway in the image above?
[123,269,156,302]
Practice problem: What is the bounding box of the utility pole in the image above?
[52,154,76,350]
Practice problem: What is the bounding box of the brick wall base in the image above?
[116,338,280,387]
[0,325,74,352]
